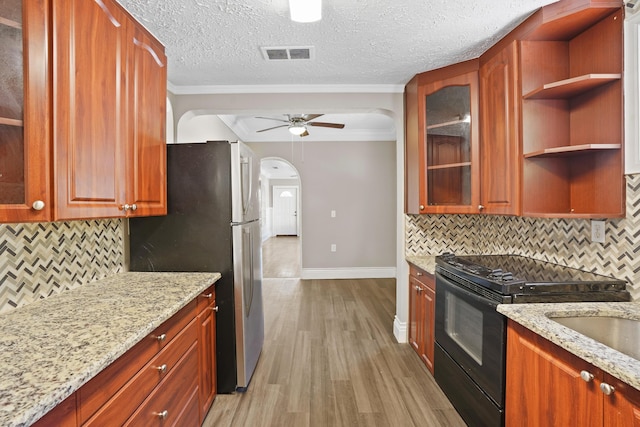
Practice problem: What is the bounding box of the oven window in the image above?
[444,292,483,365]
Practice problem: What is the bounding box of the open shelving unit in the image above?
[520,4,624,218]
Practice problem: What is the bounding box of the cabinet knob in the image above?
[580,370,594,382]
[419,205,425,210]
[130,203,137,211]
[120,204,131,211]
[478,204,485,211]
[416,272,423,276]
[32,200,45,211]
[154,410,169,420]
[212,306,219,312]
[202,293,213,299]
[154,364,167,374]
[155,333,167,342]
[600,383,615,395]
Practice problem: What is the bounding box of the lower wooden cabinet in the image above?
[34,284,217,426]
[506,320,640,427]
[408,264,436,374]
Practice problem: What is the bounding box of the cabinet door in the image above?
[198,300,217,421]
[127,25,167,217]
[419,71,480,214]
[0,0,51,222]
[603,374,640,427]
[479,41,521,215]
[52,0,127,220]
[408,275,421,355]
[420,282,435,374]
[505,321,602,427]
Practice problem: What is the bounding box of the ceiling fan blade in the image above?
[255,116,290,123]
[256,124,289,132]
[307,121,345,129]
[302,114,324,121]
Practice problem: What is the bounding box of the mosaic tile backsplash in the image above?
[406,174,640,301]
[0,219,123,313]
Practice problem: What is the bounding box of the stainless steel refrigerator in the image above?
[128,140,264,393]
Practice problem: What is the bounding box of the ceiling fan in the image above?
[255,114,345,137]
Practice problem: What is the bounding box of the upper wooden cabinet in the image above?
[405,0,625,218]
[53,0,167,220]
[0,0,51,223]
[479,41,522,216]
[0,0,167,223]
[405,60,480,214]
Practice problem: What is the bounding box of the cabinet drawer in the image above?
[409,264,435,290]
[124,341,199,427]
[78,299,197,423]
[83,318,198,427]
[196,284,216,313]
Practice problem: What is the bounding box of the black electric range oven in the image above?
[434,254,630,427]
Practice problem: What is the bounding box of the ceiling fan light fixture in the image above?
[289,0,321,23]
[288,124,307,135]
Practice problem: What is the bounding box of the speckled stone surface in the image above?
[406,255,437,275]
[498,302,640,391]
[0,271,221,427]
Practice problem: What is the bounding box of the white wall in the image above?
[176,112,240,143]
[171,90,409,343]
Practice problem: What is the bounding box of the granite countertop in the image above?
[498,302,640,390]
[0,271,221,427]
[406,255,437,275]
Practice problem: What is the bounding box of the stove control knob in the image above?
[502,273,514,281]
[488,269,503,278]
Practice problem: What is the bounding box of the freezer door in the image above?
[232,219,264,390]
[231,141,260,223]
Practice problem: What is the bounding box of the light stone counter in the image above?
[497,302,640,391]
[406,255,437,275]
[0,271,221,427]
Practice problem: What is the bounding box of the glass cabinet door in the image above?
[0,0,50,222]
[0,1,25,205]
[420,71,479,214]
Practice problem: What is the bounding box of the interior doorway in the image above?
[260,158,302,278]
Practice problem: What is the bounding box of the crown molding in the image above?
[167,82,404,95]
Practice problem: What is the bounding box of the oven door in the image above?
[435,270,506,406]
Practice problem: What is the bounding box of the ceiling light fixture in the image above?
[288,124,307,135]
[289,0,321,23]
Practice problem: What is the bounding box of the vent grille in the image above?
[261,46,314,61]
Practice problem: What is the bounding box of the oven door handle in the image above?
[436,272,500,310]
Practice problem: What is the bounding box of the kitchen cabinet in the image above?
[520,3,624,218]
[505,320,640,427]
[479,40,522,215]
[404,60,480,214]
[0,0,166,223]
[32,394,76,427]
[53,0,167,220]
[408,263,435,373]
[0,0,51,223]
[197,286,218,422]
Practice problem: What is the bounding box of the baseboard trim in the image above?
[393,316,408,343]
[300,267,396,280]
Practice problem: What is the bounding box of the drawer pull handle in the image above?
[155,364,167,374]
[155,333,167,342]
[212,306,219,312]
[154,410,169,420]
[580,370,594,382]
[416,272,423,276]
[202,293,213,299]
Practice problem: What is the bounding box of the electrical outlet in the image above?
[331,244,336,252]
[331,210,336,218]
[591,220,605,243]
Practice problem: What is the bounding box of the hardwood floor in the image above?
[203,274,466,426]
[262,236,301,278]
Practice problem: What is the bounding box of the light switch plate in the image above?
[591,220,605,243]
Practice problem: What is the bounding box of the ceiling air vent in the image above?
[261,46,314,61]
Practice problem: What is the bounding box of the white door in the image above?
[273,186,298,235]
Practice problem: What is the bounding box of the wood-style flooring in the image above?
[203,238,465,426]
[262,236,301,278]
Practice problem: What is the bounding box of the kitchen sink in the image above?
[550,316,640,360]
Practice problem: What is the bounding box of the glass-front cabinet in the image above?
[419,71,479,214]
[0,0,50,222]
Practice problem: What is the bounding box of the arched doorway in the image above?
[260,157,301,278]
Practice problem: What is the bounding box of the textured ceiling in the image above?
[117,0,558,89]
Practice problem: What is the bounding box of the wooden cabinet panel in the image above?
[603,374,640,427]
[52,0,127,219]
[408,264,435,374]
[127,25,167,217]
[32,394,77,427]
[479,40,521,215]
[198,295,217,422]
